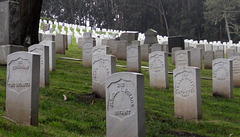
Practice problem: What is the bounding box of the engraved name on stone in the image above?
[7,57,31,94]
[174,70,195,98]
[213,61,229,81]
[149,54,164,73]
[176,52,188,67]
[108,80,136,121]
[93,59,110,84]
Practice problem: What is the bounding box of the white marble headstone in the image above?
[6,51,40,126]
[92,55,116,98]
[204,51,214,69]
[106,72,145,137]
[175,50,191,68]
[28,44,49,87]
[149,51,169,89]
[127,45,141,72]
[228,56,240,87]
[173,66,202,120]
[190,48,202,69]
[212,59,233,98]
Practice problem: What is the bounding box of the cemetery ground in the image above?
[0,39,240,136]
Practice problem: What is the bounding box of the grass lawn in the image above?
[0,37,240,137]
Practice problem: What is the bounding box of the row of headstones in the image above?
[5,37,57,126]
[5,39,238,137]
[84,42,239,136]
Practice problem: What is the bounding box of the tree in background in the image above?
[41,0,240,42]
[205,0,240,41]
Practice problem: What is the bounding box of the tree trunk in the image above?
[224,11,231,41]
[158,0,169,36]
[11,0,43,47]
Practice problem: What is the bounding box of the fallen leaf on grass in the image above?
[63,94,67,101]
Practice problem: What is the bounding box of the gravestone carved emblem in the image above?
[213,61,228,81]
[150,54,164,73]
[174,70,195,98]
[107,79,136,121]
[93,59,110,84]
[7,57,31,94]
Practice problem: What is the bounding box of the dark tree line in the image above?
[41,0,240,42]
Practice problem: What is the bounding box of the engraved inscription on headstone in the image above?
[106,72,145,137]
[229,56,240,87]
[175,50,191,68]
[212,59,233,98]
[173,67,202,120]
[127,45,141,72]
[6,51,40,126]
[149,51,169,89]
[92,55,116,98]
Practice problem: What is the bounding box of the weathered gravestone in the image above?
[228,56,240,87]
[144,29,158,45]
[83,32,92,38]
[226,48,235,58]
[40,34,55,42]
[205,44,213,51]
[92,55,116,98]
[111,40,119,56]
[204,51,214,69]
[212,59,233,98]
[141,44,151,62]
[168,36,184,53]
[63,34,68,50]
[82,38,95,67]
[106,72,145,137]
[185,47,193,50]
[190,48,202,69]
[92,46,110,58]
[175,50,191,68]
[120,32,138,43]
[117,40,128,60]
[149,51,169,89]
[55,34,65,54]
[28,44,49,87]
[172,47,182,65]
[131,40,140,46]
[162,43,169,53]
[6,51,40,126]
[67,35,72,46]
[0,1,20,45]
[0,45,24,65]
[40,40,56,71]
[215,50,224,59]
[151,43,163,52]
[196,44,205,59]
[173,66,202,120]
[107,39,116,53]
[78,37,84,49]
[228,52,240,59]
[43,23,50,32]
[101,39,108,46]
[127,45,141,72]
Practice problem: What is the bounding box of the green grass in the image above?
[0,38,240,137]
